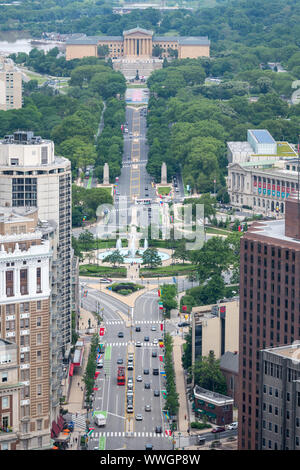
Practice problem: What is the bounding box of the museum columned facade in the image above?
[66,27,210,61]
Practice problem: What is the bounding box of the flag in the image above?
[161,390,167,398]
[159,355,164,362]
[160,323,164,331]
[158,289,161,297]
[87,429,94,437]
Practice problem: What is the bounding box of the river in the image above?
[0,37,65,55]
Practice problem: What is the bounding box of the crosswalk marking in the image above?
[104,342,159,347]
[91,431,167,438]
[71,413,86,430]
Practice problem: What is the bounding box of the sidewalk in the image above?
[62,306,99,450]
[172,335,189,434]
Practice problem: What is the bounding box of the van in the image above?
[97,359,103,369]
[197,436,206,446]
[153,368,159,375]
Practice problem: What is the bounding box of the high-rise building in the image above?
[0,57,22,111]
[0,131,73,444]
[259,342,300,450]
[0,206,54,449]
[238,195,300,449]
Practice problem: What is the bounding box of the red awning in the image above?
[57,415,65,431]
[51,420,60,437]
[69,363,74,377]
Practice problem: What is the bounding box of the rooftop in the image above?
[246,217,300,246]
[263,342,300,362]
[194,385,233,405]
[220,351,239,374]
[249,129,276,145]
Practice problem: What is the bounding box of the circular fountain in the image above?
[97,236,170,264]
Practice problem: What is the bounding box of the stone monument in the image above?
[161,162,167,184]
[103,163,109,185]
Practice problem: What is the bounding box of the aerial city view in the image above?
[0,0,300,458]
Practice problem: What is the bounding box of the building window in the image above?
[1,372,8,383]
[2,396,9,409]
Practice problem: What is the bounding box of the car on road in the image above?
[127,405,134,413]
[118,332,124,338]
[127,382,133,390]
[128,354,134,361]
[144,336,150,342]
[127,396,133,404]
[152,351,157,358]
[144,369,149,375]
[136,341,141,347]
[136,375,142,382]
[99,278,112,283]
[153,339,158,345]
[144,383,150,389]
[155,426,162,434]
[151,326,156,331]
[128,377,133,384]
[135,414,143,421]
[127,390,133,398]
[178,322,190,327]
[145,444,153,450]
[227,422,238,430]
[117,358,123,364]
[135,326,141,332]
[211,426,226,433]
[145,405,151,412]
[154,390,159,397]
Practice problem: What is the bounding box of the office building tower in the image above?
[259,342,300,450]
[238,194,300,449]
[0,131,73,444]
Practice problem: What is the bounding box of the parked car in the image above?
[211,426,226,433]
[227,422,238,430]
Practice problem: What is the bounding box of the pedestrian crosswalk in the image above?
[103,320,161,326]
[90,431,168,439]
[71,413,87,430]
[104,342,159,347]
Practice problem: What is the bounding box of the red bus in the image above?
[117,366,125,385]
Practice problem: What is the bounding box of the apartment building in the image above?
[0,338,23,450]
[0,206,53,449]
[0,56,22,111]
[238,195,300,450]
[259,343,300,450]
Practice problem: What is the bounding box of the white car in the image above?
[135,414,143,421]
[153,339,158,345]
[136,341,142,347]
[151,326,156,331]
[227,422,238,430]
[136,375,142,382]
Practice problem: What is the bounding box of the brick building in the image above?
[238,194,300,449]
